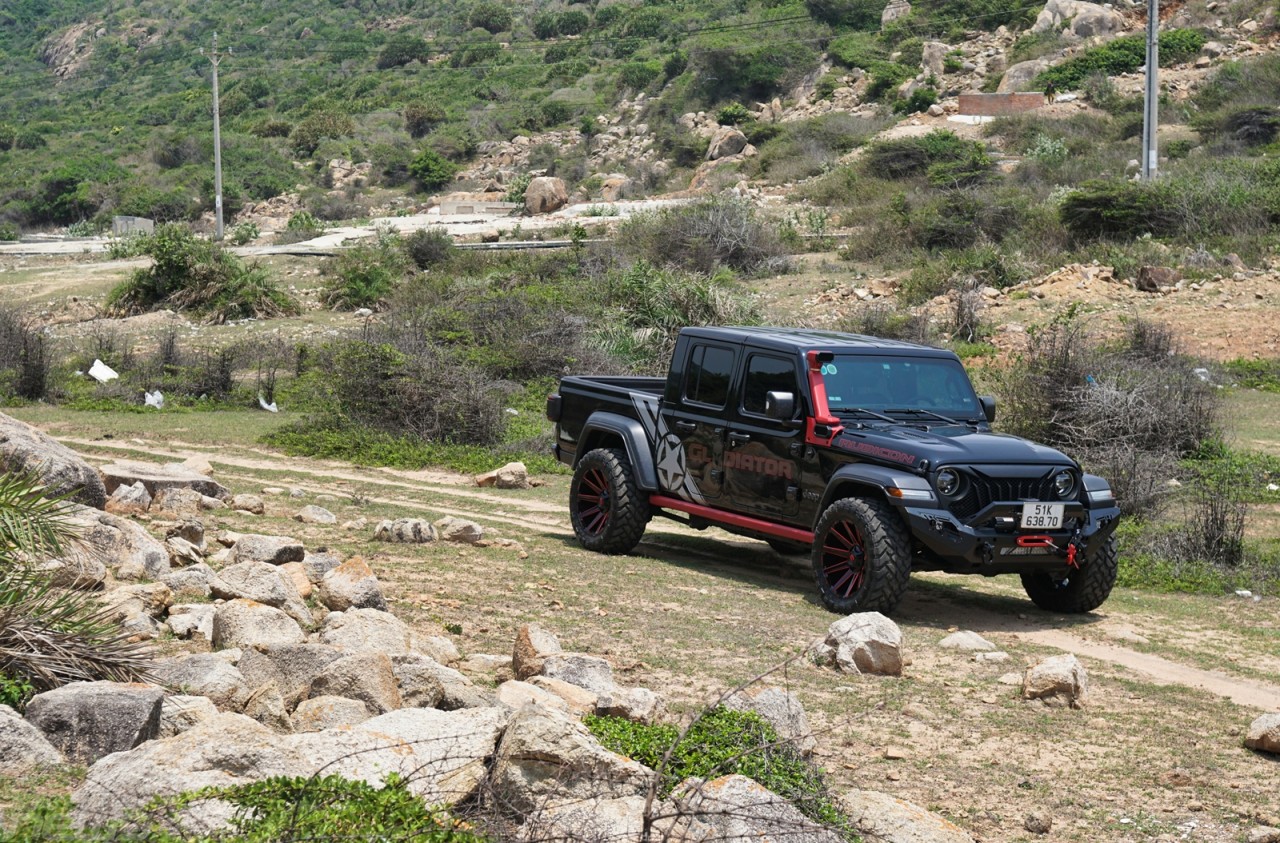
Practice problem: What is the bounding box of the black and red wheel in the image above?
[812,497,912,615]
[570,448,650,554]
[1020,536,1117,613]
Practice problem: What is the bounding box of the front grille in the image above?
[948,471,1057,520]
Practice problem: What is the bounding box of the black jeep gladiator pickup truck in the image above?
[546,327,1121,615]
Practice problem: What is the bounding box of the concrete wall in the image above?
[958,93,1045,117]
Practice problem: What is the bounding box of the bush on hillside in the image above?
[377,32,430,69]
[290,111,356,156]
[323,227,412,310]
[0,306,50,401]
[1036,29,1207,90]
[409,149,458,192]
[468,1,512,33]
[106,224,298,322]
[403,101,446,138]
[803,0,884,29]
[610,196,789,276]
[863,130,993,185]
[405,227,454,269]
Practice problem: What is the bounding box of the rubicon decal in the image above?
[835,437,918,466]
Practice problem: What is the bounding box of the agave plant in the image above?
[0,472,153,701]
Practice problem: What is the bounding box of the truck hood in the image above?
[834,424,1075,469]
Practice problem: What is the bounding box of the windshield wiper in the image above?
[885,408,968,425]
[834,407,897,423]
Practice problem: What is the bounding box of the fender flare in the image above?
[578,412,660,492]
[817,463,935,516]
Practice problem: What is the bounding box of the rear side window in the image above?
[742,354,799,416]
[684,344,734,408]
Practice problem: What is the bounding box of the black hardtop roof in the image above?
[681,326,960,358]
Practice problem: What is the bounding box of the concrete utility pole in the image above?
[1141,0,1159,181]
[206,33,225,240]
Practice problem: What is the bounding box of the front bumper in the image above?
[900,501,1122,575]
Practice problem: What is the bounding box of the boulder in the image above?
[236,644,345,710]
[938,631,996,652]
[231,493,265,514]
[496,680,571,713]
[723,686,815,755]
[707,126,748,160]
[808,612,904,676]
[65,504,169,581]
[279,561,313,599]
[100,460,229,500]
[154,487,225,514]
[1032,0,1126,40]
[842,788,976,843]
[294,504,336,524]
[595,687,663,725]
[0,703,64,771]
[1135,265,1182,293]
[243,683,291,732]
[922,41,951,78]
[162,564,216,599]
[1023,654,1088,708]
[152,653,252,710]
[212,599,307,650]
[232,534,304,565]
[513,622,562,680]
[35,555,106,590]
[374,518,437,543]
[434,516,484,544]
[415,634,461,667]
[675,774,843,843]
[528,676,598,715]
[317,557,387,611]
[0,412,108,508]
[309,652,402,715]
[167,603,215,642]
[490,703,657,815]
[518,794,704,843]
[158,695,219,738]
[302,551,343,583]
[393,654,494,711]
[540,653,617,695]
[105,481,151,516]
[1245,712,1280,754]
[100,582,173,621]
[166,519,205,548]
[291,695,370,732]
[212,561,311,626]
[998,59,1053,93]
[475,461,530,489]
[24,681,164,765]
[319,608,413,654]
[600,175,634,202]
[165,537,204,567]
[524,177,569,214]
[882,0,911,26]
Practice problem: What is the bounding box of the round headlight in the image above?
[1053,470,1076,499]
[937,468,961,497]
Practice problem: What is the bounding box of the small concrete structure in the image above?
[439,200,518,216]
[112,216,154,236]
[958,93,1045,117]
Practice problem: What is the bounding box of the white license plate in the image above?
[1021,502,1064,530]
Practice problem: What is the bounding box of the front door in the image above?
[723,352,806,519]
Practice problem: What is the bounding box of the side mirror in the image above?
[764,391,796,420]
[979,395,997,423]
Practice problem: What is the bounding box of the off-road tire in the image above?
[570,448,650,554]
[1020,536,1118,613]
[812,497,912,615]
[766,537,810,556]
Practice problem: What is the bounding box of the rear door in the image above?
[654,341,737,503]
[723,351,807,519]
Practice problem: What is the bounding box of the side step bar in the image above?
[649,495,814,544]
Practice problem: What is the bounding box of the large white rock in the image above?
[675,774,843,843]
[434,516,484,544]
[212,599,307,650]
[318,608,412,654]
[24,681,164,765]
[808,612,904,676]
[707,126,748,160]
[153,654,252,711]
[513,623,562,680]
[308,652,402,715]
[723,686,815,756]
[0,412,107,507]
[475,461,530,489]
[35,554,107,590]
[842,788,977,843]
[212,561,311,626]
[0,703,64,771]
[393,654,495,711]
[540,653,617,695]
[232,534,304,565]
[938,631,996,652]
[158,695,219,738]
[1032,0,1126,40]
[518,794,704,843]
[524,177,568,214]
[293,505,336,524]
[100,461,229,500]
[105,480,152,516]
[317,557,387,612]
[167,603,215,642]
[998,59,1054,93]
[65,505,170,581]
[1245,712,1280,754]
[236,644,345,710]
[595,687,664,726]
[490,703,657,815]
[291,695,371,732]
[373,518,437,543]
[1023,653,1088,708]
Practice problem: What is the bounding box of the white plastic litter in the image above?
[88,359,118,383]
[144,390,164,409]
[258,393,278,413]
[505,407,519,416]
[1268,483,1279,492]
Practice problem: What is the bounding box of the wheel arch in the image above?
[816,463,930,525]
[578,412,659,492]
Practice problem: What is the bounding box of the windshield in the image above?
[820,354,981,419]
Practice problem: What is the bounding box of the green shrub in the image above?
[377,32,430,69]
[611,196,788,276]
[229,221,260,246]
[863,130,991,183]
[410,149,459,191]
[618,59,662,91]
[324,228,411,310]
[894,86,937,115]
[717,102,754,126]
[404,101,446,139]
[1223,358,1280,392]
[557,9,590,34]
[587,707,855,838]
[405,227,455,269]
[803,0,883,29]
[290,111,356,156]
[0,669,35,710]
[0,222,17,242]
[504,172,532,204]
[1037,29,1207,90]
[828,31,885,69]
[469,1,512,33]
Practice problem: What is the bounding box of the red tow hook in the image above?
[1066,542,1079,568]
[1016,535,1056,549]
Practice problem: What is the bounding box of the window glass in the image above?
[742,354,799,416]
[683,344,734,408]
[822,355,980,416]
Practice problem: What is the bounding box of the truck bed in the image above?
[558,375,666,397]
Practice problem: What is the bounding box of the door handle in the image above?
[674,420,697,433]
[728,432,751,446]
